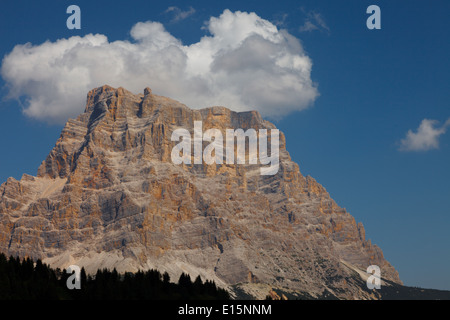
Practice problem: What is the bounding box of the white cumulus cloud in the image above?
[1,9,318,124]
[399,118,450,152]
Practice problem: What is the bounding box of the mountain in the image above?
[0,85,402,299]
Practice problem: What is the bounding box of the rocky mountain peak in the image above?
[0,85,401,299]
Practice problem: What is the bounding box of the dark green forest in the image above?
[0,253,230,300]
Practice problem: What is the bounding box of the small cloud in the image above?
[272,13,288,27]
[399,118,450,152]
[299,11,329,33]
[165,6,196,23]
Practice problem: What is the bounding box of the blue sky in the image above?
[1,0,450,290]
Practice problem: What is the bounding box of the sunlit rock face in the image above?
[0,85,400,299]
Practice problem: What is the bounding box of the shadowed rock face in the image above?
[0,85,401,299]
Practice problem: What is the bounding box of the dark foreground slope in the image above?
[2,253,449,300]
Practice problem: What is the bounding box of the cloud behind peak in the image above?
[1,9,318,124]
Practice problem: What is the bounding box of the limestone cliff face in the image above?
[0,85,400,299]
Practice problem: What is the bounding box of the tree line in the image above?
[0,253,230,300]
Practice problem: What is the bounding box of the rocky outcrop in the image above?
[0,85,401,299]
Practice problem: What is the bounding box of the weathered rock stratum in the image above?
[0,85,401,299]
